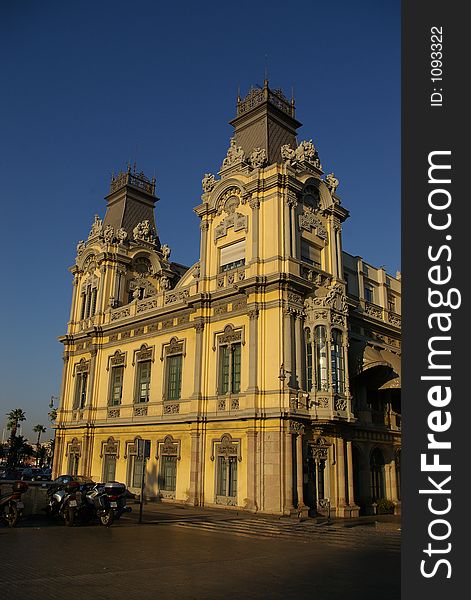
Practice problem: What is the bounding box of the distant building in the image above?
[54,81,401,517]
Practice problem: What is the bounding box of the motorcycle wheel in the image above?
[99,509,114,527]
[4,503,19,527]
[64,507,75,527]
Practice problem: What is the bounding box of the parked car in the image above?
[0,468,23,480]
[20,467,50,481]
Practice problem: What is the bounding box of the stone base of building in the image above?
[336,504,361,518]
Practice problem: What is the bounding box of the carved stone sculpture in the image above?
[89,215,103,238]
[161,244,171,261]
[76,240,86,256]
[116,228,128,243]
[222,137,245,168]
[133,220,155,243]
[202,173,216,193]
[325,172,339,194]
[281,141,322,169]
[103,225,114,243]
[160,274,170,290]
[249,147,267,169]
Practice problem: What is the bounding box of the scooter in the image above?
[102,482,132,521]
[0,480,28,527]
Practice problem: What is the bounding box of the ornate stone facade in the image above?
[55,83,401,518]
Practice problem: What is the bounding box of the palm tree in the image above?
[6,408,26,468]
[33,424,47,466]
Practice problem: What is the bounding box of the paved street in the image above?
[0,508,400,600]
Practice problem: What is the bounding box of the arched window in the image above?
[331,330,345,394]
[370,448,385,501]
[315,326,328,391]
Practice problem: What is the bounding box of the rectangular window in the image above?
[219,346,230,395]
[218,343,241,394]
[216,456,238,498]
[166,355,182,400]
[128,455,144,489]
[220,240,245,272]
[161,455,177,491]
[364,286,374,303]
[73,372,88,410]
[109,366,124,406]
[301,240,321,267]
[103,454,116,482]
[68,454,79,476]
[388,295,396,312]
[136,360,151,403]
[231,344,241,394]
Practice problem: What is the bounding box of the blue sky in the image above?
[0,0,399,441]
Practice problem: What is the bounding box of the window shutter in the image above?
[220,240,245,270]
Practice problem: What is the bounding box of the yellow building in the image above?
[54,81,401,517]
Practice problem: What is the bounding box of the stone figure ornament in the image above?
[222,137,245,168]
[249,147,267,169]
[89,214,103,238]
[202,173,217,193]
[281,140,322,169]
[325,172,339,194]
[281,144,296,164]
[161,244,171,261]
[116,228,128,243]
[160,274,170,290]
[76,240,86,256]
[133,220,155,243]
[103,225,114,243]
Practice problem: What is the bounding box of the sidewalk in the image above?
[126,499,402,530]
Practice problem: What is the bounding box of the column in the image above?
[335,223,343,278]
[249,197,260,262]
[290,203,297,258]
[329,217,338,278]
[284,195,293,258]
[199,220,210,281]
[390,458,399,502]
[294,313,304,391]
[188,431,201,506]
[336,438,347,509]
[283,429,294,514]
[246,430,258,511]
[191,321,204,399]
[296,432,306,510]
[247,308,259,392]
[346,441,356,506]
[96,265,106,315]
[283,309,294,389]
[69,275,79,324]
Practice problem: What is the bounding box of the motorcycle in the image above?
[0,480,28,527]
[102,482,132,522]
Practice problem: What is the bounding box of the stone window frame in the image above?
[65,437,81,476]
[107,350,127,407]
[330,327,346,395]
[132,344,155,404]
[72,358,90,410]
[155,435,181,499]
[160,337,186,402]
[79,273,100,320]
[124,436,145,490]
[210,433,242,506]
[213,324,245,397]
[100,436,119,483]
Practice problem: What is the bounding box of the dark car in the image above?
[48,474,95,495]
[0,468,23,480]
[21,467,51,481]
